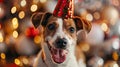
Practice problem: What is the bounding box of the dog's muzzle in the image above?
[46,38,68,64]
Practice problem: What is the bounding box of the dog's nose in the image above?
[56,38,67,49]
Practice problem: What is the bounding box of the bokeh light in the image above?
[0,32,3,42]
[113,63,119,67]
[13,31,18,38]
[93,12,100,20]
[12,17,19,29]
[33,0,39,3]
[11,6,17,14]
[14,58,21,65]
[22,57,29,65]
[97,58,104,66]
[20,0,27,7]
[0,53,6,59]
[112,52,119,61]
[18,11,25,19]
[101,23,108,32]
[40,0,47,3]
[112,39,119,50]
[34,35,41,44]
[30,4,38,12]
[86,13,93,21]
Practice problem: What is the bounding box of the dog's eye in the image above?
[47,23,55,30]
[69,27,75,33]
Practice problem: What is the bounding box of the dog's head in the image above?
[31,12,91,64]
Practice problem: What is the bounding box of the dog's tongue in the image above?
[51,48,67,63]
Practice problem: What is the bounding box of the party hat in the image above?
[53,0,74,19]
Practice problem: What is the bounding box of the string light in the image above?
[112,52,119,61]
[20,0,26,7]
[93,12,100,20]
[33,0,39,3]
[12,17,19,29]
[22,57,29,65]
[101,23,108,32]
[14,58,21,65]
[112,39,119,50]
[13,30,18,38]
[34,35,41,44]
[11,6,17,14]
[0,53,6,59]
[18,11,25,19]
[40,0,47,3]
[97,58,104,66]
[0,32,3,42]
[86,13,93,21]
[30,4,38,12]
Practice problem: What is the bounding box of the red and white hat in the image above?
[53,0,74,19]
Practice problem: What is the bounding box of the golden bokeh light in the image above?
[30,4,38,12]
[14,58,21,65]
[93,12,100,20]
[34,35,41,44]
[33,0,39,3]
[11,6,17,14]
[22,57,29,65]
[12,17,19,29]
[1,53,6,59]
[20,0,26,7]
[40,0,47,3]
[112,52,119,61]
[86,13,93,21]
[101,23,108,32]
[18,11,25,19]
[13,31,18,38]
[0,32,3,42]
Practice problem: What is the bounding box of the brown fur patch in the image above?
[63,18,77,39]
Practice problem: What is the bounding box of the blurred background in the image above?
[0,0,120,67]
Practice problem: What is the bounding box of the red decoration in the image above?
[53,0,74,18]
[0,63,18,67]
[26,26,39,38]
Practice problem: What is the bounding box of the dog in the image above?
[31,12,91,67]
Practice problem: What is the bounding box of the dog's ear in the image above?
[73,16,91,33]
[73,17,91,44]
[31,12,52,28]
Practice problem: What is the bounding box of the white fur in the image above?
[34,43,78,67]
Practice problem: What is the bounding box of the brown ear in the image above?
[31,12,52,28]
[73,16,91,33]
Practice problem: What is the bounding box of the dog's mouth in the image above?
[47,42,68,64]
